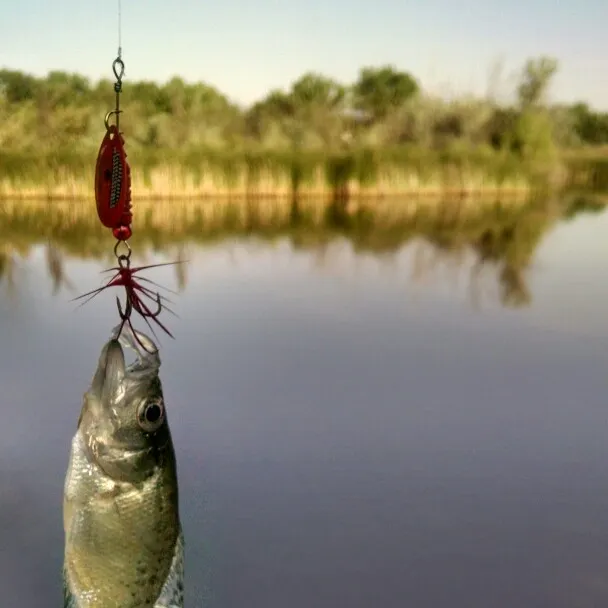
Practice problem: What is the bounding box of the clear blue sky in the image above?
[1,0,607,109]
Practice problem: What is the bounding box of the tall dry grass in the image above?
[0,148,534,204]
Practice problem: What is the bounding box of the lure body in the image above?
[95,125,133,240]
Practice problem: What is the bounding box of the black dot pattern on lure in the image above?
[109,147,122,209]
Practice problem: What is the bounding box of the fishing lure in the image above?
[94,55,133,240]
[73,50,177,348]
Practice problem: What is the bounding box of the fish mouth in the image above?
[88,339,124,405]
[112,325,161,374]
[91,326,161,402]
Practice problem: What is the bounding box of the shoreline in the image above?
[2,144,606,202]
[0,187,532,202]
[0,171,534,203]
[1,151,605,213]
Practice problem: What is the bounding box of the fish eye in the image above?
[137,399,165,433]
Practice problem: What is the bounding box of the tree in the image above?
[517,56,558,108]
[45,71,91,106]
[130,81,172,115]
[0,69,39,103]
[510,57,560,172]
[290,72,345,108]
[289,73,346,147]
[485,107,519,151]
[244,90,295,145]
[569,103,608,145]
[353,65,419,120]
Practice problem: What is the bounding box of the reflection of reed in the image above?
[403,202,557,309]
[45,241,73,295]
[174,245,188,292]
[469,259,499,312]
[0,249,17,296]
[409,240,501,309]
[499,266,530,308]
[309,239,367,279]
[410,239,468,292]
[0,195,600,309]
[0,195,533,249]
[0,231,554,311]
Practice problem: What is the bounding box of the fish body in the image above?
[63,327,183,608]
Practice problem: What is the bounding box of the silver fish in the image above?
[63,326,184,608]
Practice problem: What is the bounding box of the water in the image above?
[2,205,608,607]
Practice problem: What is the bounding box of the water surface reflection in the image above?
[1,205,608,608]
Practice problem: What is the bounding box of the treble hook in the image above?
[116,294,132,320]
[137,292,163,318]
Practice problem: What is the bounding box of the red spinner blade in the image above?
[95,125,132,231]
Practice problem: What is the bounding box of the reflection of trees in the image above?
[0,240,34,298]
[45,241,73,295]
[473,206,557,308]
[0,196,600,310]
[174,245,188,292]
[410,238,469,293]
[407,236,526,311]
[472,229,531,308]
[0,249,17,295]
[402,202,562,309]
[499,266,529,307]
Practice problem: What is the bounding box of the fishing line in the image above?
[117,0,122,59]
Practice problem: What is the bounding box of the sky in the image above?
[1,0,607,109]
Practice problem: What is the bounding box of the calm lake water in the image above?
[2,204,608,607]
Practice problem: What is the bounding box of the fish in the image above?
[63,326,184,608]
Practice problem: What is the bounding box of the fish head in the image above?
[78,326,173,483]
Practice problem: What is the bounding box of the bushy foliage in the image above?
[0,56,606,168]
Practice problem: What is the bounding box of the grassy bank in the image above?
[2,146,606,203]
[3,59,608,204]
[561,149,608,191]
[0,146,543,202]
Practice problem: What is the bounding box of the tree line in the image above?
[0,55,606,161]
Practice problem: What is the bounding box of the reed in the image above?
[2,145,605,208]
[0,146,541,203]
[561,154,608,192]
